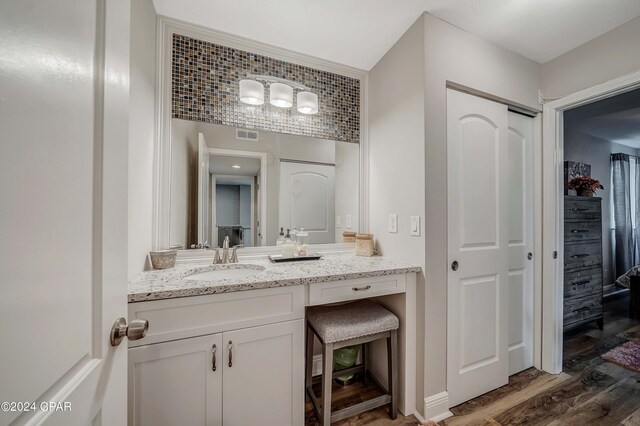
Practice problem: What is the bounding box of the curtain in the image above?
[611,153,640,277]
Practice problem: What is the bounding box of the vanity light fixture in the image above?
[238,75,319,114]
[239,79,265,105]
[269,82,293,108]
[297,91,318,114]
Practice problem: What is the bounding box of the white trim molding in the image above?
[424,391,453,422]
[152,15,369,250]
[541,69,640,374]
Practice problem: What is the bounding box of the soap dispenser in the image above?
[276,227,286,246]
[281,229,295,258]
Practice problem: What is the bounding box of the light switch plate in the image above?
[388,213,398,233]
[336,215,341,228]
[410,216,420,236]
[346,215,352,229]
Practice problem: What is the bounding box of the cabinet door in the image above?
[129,334,223,426]
[223,319,304,425]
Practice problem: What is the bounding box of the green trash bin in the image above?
[333,345,361,385]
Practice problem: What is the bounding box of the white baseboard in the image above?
[424,391,453,422]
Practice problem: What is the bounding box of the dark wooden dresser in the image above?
[564,196,604,331]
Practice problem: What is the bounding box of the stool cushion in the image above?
[306,300,399,344]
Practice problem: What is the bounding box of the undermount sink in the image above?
[186,264,265,281]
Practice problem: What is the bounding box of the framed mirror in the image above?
[153,22,367,251]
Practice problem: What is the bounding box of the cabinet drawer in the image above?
[564,221,601,243]
[564,242,602,270]
[564,267,602,299]
[128,285,305,346]
[564,294,602,327]
[308,274,406,306]
[565,199,601,221]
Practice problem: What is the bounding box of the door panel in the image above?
[507,112,534,375]
[223,320,304,426]
[447,89,509,406]
[129,334,223,426]
[0,0,129,425]
[279,161,335,243]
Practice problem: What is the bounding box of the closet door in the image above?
[507,112,535,375]
[447,89,510,406]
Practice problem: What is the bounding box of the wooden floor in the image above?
[305,293,640,425]
[441,291,640,426]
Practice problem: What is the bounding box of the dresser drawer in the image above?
[564,242,602,270]
[307,274,406,306]
[564,221,601,243]
[564,267,602,299]
[564,294,603,327]
[565,199,601,221]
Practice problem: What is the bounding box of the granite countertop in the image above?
[128,255,421,303]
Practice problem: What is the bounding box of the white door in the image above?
[223,320,304,426]
[129,334,223,426]
[447,89,510,406]
[507,112,535,375]
[198,133,210,247]
[0,1,129,425]
[279,161,335,244]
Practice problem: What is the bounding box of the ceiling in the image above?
[152,0,640,70]
[565,88,640,149]
[210,155,261,176]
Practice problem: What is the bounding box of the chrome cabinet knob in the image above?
[110,317,149,347]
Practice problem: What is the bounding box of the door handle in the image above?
[352,285,371,292]
[571,254,590,259]
[451,261,459,271]
[110,318,149,347]
[212,344,217,372]
[228,341,233,368]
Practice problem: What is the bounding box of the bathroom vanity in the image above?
[127,255,419,425]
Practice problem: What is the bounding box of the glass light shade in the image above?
[269,82,293,108]
[296,91,318,114]
[239,79,264,105]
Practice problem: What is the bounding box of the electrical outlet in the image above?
[336,215,341,228]
[388,213,398,233]
[410,216,420,236]
[346,215,352,229]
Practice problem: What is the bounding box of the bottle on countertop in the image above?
[281,229,296,258]
[295,228,309,257]
[276,227,286,246]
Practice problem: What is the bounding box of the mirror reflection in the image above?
[169,119,359,248]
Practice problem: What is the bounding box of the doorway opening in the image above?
[542,70,640,375]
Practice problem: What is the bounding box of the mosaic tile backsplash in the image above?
[172,34,360,143]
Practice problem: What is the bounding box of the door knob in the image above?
[527,252,533,260]
[451,261,459,271]
[110,317,149,347]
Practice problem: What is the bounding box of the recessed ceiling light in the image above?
[231,164,241,169]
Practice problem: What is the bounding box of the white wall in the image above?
[542,15,640,97]
[335,141,360,241]
[128,0,156,278]
[368,17,427,411]
[369,12,542,417]
[169,119,198,248]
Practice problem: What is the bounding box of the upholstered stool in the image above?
[305,300,399,425]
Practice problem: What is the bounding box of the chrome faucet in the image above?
[213,236,243,264]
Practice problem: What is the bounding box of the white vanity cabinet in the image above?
[128,286,305,426]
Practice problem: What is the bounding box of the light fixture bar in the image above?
[245,74,309,91]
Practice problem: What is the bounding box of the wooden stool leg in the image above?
[322,342,334,426]
[387,330,398,420]
[305,323,314,393]
[363,342,371,384]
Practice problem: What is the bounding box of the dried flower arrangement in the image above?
[567,177,604,196]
